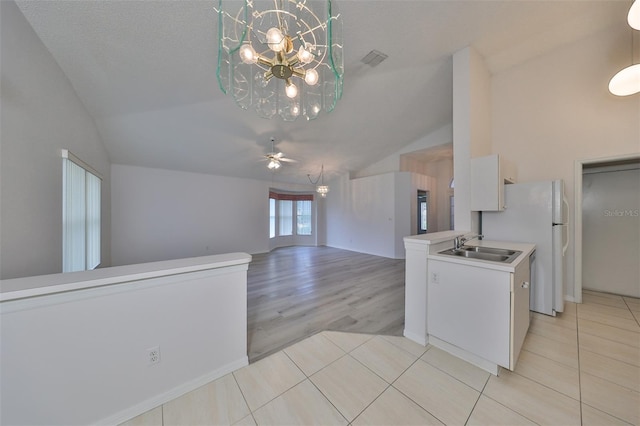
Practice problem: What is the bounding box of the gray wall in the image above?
[0,1,111,279]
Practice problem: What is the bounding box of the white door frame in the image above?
[573,152,640,303]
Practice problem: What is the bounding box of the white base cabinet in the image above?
[427,255,530,372]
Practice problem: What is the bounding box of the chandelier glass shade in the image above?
[216,0,344,121]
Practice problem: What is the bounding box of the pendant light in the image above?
[629,0,640,30]
[609,1,640,96]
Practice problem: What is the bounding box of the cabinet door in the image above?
[510,256,531,370]
[470,155,501,211]
[428,260,511,368]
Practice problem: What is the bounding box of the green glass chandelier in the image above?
[216,0,343,121]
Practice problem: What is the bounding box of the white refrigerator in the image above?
[482,180,568,316]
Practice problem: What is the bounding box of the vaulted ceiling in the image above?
[15,0,627,184]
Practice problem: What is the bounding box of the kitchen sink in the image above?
[438,247,522,263]
[459,246,520,256]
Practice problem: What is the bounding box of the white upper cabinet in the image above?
[470,154,517,211]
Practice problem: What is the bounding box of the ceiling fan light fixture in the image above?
[216,0,344,121]
[267,159,281,170]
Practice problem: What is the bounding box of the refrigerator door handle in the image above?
[562,196,570,225]
[562,224,569,256]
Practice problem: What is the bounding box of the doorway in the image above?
[574,153,640,302]
[582,162,639,297]
[417,190,428,234]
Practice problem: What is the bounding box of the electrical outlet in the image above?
[147,346,160,365]
[431,272,439,284]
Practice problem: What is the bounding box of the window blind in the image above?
[62,150,101,272]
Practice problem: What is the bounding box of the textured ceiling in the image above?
[15,0,628,185]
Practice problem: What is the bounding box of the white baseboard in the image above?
[429,336,499,376]
[97,356,249,426]
[403,330,428,347]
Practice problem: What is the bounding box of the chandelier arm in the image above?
[257,55,274,67]
[288,55,300,67]
[307,172,321,185]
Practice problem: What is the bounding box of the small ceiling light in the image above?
[216,0,344,121]
[308,164,329,198]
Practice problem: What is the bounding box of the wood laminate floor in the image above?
[247,246,405,362]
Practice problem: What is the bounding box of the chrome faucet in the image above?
[453,234,483,250]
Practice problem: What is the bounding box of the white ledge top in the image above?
[404,230,467,246]
[0,253,252,302]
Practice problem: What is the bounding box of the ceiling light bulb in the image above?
[239,44,257,64]
[298,46,314,64]
[285,83,298,98]
[629,0,640,30]
[291,103,300,116]
[268,159,281,170]
[609,63,640,96]
[304,68,319,85]
[266,27,285,52]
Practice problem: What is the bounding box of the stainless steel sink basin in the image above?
[438,247,522,263]
[459,246,519,256]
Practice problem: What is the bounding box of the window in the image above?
[269,198,276,238]
[278,200,293,236]
[269,191,314,238]
[297,200,312,235]
[62,150,101,272]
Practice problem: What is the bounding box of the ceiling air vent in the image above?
[361,50,388,67]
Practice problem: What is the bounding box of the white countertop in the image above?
[0,252,252,302]
[404,230,467,246]
[427,240,536,272]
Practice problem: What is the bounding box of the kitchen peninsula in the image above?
[404,232,535,375]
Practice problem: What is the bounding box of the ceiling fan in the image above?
[263,137,296,170]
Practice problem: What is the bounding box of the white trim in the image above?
[574,152,640,304]
[403,330,428,347]
[61,149,103,180]
[428,335,499,376]
[95,357,248,426]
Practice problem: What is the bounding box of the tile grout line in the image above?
[282,347,351,424]
[230,370,257,422]
[385,351,452,426]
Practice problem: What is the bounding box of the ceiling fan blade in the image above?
[280,158,297,163]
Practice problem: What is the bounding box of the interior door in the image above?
[582,166,640,297]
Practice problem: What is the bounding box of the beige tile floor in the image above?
[122,291,640,425]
